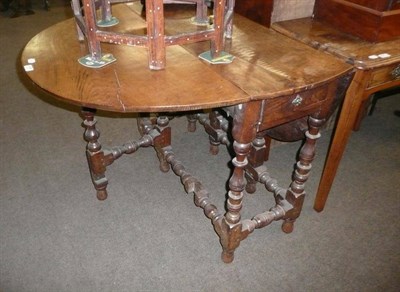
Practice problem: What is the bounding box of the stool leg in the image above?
[146,0,166,70]
[81,0,102,61]
[194,0,208,23]
[210,0,225,59]
[100,0,112,23]
[81,108,108,200]
[224,0,235,38]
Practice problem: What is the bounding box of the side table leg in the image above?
[314,71,369,212]
[282,116,322,233]
[81,108,108,200]
[353,96,371,131]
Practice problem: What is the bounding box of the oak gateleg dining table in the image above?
[21,3,353,262]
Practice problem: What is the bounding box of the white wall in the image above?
[271,0,316,23]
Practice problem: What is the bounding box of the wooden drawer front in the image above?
[367,63,400,89]
[260,86,328,129]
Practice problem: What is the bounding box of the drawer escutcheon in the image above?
[292,94,303,106]
[391,65,400,79]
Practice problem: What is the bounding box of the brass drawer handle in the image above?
[392,65,400,79]
[292,94,303,106]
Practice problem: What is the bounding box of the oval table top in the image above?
[21,4,352,113]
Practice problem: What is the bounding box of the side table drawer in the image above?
[367,63,400,89]
[260,86,328,129]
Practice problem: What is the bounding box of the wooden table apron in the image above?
[271,18,400,212]
[21,5,352,263]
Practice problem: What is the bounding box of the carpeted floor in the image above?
[1,1,399,291]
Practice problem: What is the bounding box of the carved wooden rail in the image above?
[71,0,235,69]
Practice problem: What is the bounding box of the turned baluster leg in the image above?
[282,116,322,233]
[186,114,197,133]
[220,141,250,263]
[81,108,108,200]
[209,111,222,155]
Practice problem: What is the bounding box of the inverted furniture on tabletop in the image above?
[271,17,400,212]
[21,3,352,262]
[70,0,235,70]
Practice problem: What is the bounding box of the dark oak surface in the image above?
[272,17,400,212]
[22,4,351,113]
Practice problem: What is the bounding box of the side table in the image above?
[272,18,400,212]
